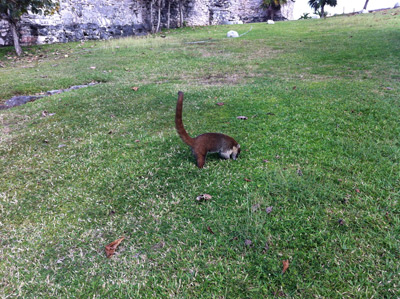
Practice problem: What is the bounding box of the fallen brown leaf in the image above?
[131,86,139,91]
[266,206,273,214]
[245,239,252,246]
[216,102,224,106]
[206,226,215,234]
[244,178,251,182]
[282,260,289,274]
[105,237,125,258]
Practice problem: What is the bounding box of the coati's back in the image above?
[194,133,238,153]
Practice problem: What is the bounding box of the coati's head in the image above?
[231,144,241,160]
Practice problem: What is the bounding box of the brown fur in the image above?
[175,91,240,168]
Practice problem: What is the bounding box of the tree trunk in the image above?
[179,0,183,27]
[167,0,170,29]
[156,0,162,33]
[321,4,325,18]
[363,0,369,10]
[269,6,274,20]
[150,0,154,33]
[9,20,22,56]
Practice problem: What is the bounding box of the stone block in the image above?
[122,25,134,37]
[227,30,239,37]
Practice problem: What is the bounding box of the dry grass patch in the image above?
[0,113,32,145]
[187,71,263,86]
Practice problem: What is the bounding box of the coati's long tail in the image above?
[175,91,195,147]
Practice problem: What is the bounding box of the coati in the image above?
[175,91,240,168]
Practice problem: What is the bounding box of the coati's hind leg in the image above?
[193,149,206,168]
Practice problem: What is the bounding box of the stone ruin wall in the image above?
[0,0,294,46]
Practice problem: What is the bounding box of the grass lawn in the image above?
[1,9,399,297]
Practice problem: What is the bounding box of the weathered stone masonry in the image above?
[0,0,294,46]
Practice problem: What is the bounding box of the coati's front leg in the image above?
[193,149,206,168]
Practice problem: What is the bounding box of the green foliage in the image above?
[308,0,337,12]
[299,12,312,19]
[261,0,288,9]
[0,0,57,21]
[316,9,328,18]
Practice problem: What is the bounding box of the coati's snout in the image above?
[231,144,241,160]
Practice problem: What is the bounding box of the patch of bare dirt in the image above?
[189,72,262,86]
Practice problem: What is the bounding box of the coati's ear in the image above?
[237,144,240,149]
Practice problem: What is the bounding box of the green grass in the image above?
[1,10,400,297]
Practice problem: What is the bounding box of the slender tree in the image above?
[149,0,155,33]
[261,0,288,21]
[166,0,171,29]
[155,0,163,33]
[363,0,369,10]
[178,0,183,27]
[0,0,57,56]
[308,0,337,18]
